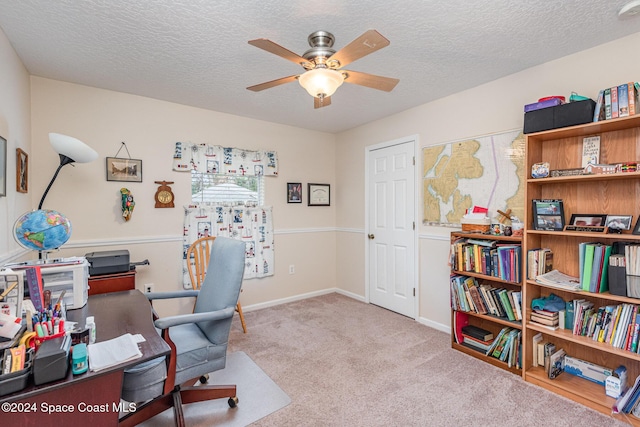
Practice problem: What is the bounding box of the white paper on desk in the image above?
[87,333,143,372]
[0,312,23,339]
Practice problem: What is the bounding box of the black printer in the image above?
[85,250,130,276]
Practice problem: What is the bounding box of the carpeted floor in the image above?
[228,293,630,427]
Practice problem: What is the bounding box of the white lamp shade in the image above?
[49,133,98,163]
[298,68,344,98]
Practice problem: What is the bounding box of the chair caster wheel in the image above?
[199,374,209,384]
[228,397,239,408]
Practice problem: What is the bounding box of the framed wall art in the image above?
[16,148,28,193]
[106,157,143,182]
[287,182,302,203]
[308,183,330,206]
[0,135,6,197]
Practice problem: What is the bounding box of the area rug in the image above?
[140,351,291,426]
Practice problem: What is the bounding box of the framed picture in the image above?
[605,215,632,231]
[16,148,28,193]
[633,218,640,235]
[308,183,330,206]
[106,157,143,182]
[532,199,565,231]
[569,214,607,227]
[0,135,5,197]
[287,182,302,203]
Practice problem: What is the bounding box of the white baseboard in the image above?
[242,288,338,312]
[417,316,450,334]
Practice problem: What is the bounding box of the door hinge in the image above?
[413,156,415,166]
[413,221,415,230]
[413,288,416,297]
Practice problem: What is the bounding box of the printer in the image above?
[85,250,130,276]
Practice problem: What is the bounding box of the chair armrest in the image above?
[154,307,235,329]
[145,290,199,300]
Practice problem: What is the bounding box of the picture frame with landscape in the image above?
[106,157,143,182]
[532,199,565,231]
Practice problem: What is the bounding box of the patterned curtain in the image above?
[172,142,278,176]
[182,204,275,288]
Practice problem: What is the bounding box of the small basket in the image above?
[461,218,491,233]
[461,223,490,233]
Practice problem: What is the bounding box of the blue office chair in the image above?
[119,236,246,426]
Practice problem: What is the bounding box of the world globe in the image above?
[13,209,72,251]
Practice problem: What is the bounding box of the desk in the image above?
[0,290,170,426]
[88,270,136,295]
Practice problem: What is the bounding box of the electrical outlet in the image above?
[289,265,295,274]
[144,283,154,293]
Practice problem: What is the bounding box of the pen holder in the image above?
[34,331,66,350]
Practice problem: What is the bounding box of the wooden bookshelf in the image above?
[450,231,522,374]
[523,114,640,425]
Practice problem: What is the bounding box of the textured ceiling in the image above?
[0,1,639,133]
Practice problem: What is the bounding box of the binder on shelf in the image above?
[608,265,626,296]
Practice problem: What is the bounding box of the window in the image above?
[191,172,264,205]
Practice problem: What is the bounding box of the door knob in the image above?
[368,234,375,240]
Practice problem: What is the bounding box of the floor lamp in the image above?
[38,133,98,210]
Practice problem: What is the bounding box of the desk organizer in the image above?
[34,330,66,349]
[0,349,33,397]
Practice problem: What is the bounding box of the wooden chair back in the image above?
[186,236,216,290]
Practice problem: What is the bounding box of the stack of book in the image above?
[450,275,522,322]
[450,238,521,283]
[530,309,560,330]
[594,82,639,122]
[486,327,521,368]
[527,248,553,280]
[460,325,494,352]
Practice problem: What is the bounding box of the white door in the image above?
[367,138,416,317]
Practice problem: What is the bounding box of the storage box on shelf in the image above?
[524,114,640,424]
[450,231,523,375]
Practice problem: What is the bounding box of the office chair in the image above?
[119,236,246,427]
[188,236,247,333]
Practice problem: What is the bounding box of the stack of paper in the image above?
[87,333,142,372]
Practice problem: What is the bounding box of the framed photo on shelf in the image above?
[605,215,632,231]
[16,148,28,193]
[308,183,330,206]
[106,157,143,182]
[532,199,565,231]
[287,182,302,203]
[633,217,640,235]
[569,214,607,227]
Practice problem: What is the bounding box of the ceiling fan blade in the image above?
[328,30,390,69]
[342,70,399,92]
[248,39,311,67]
[314,95,331,109]
[247,75,299,92]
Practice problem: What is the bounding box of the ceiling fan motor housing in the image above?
[303,31,337,69]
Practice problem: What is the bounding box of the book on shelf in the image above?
[611,85,619,119]
[461,324,493,341]
[629,82,639,116]
[532,333,543,367]
[543,342,556,376]
[615,374,640,414]
[535,270,581,291]
[604,87,612,120]
[548,348,566,379]
[593,89,605,122]
[461,334,494,352]
[619,83,630,118]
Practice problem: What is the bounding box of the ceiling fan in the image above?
[247,30,399,109]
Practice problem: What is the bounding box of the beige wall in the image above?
[335,31,640,331]
[0,27,31,263]
[28,77,337,317]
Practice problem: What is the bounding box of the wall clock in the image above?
[154,180,175,208]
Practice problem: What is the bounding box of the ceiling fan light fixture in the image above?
[298,68,344,98]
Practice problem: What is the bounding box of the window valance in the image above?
[173,142,278,176]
